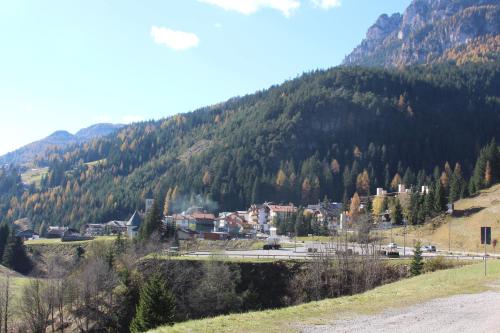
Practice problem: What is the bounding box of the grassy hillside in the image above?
[150,261,500,333]
[20,167,48,187]
[385,183,500,253]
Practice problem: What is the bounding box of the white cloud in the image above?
[198,0,300,17]
[150,26,200,50]
[311,0,341,9]
[122,115,145,124]
[214,22,223,28]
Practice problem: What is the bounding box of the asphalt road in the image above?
[184,242,489,261]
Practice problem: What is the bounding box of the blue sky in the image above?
[0,0,410,155]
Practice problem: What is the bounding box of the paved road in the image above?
[301,291,500,333]
[184,242,485,260]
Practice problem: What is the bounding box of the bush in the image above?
[424,256,457,273]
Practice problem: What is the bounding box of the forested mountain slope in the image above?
[1,63,499,229]
[0,123,123,166]
[344,0,499,67]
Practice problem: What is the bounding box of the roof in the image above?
[266,204,297,213]
[171,214,195,221]
[178,228,199,235]
[16,229,38,237]
[106,220,127,228]
[86,224,105,228]
[126,211,142,227]
[191,212,215,220]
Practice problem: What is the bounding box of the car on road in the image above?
[263,237,281,250]
[422,245,437,252]
[387,243,398,250]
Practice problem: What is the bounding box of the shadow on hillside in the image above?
[452,207,485,218]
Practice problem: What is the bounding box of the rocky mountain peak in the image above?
[343,0,499,67]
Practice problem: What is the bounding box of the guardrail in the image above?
[179,252,498,261]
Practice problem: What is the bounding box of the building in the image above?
[264,203,297,224]
[191,212,216,233]
[46,226,66,239]
[215,212,252,237]
[84,224,106,236]
[126,211,143,239]
[105,220,128,234]
[61,229,93,242]
[16,229,39,241]
[167,214,195,230]
[145,198,154,213]
[247,204,268,231]
[176,227,199,240]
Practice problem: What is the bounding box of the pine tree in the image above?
[0,223,10,261]
[410,242,424,276]
[449,163,465,203]
[390,198,403,225]
[407,191,420,225]
[130,272,176,332]
[433,179,446,213]
[2,232,32,274]
[294,209,308,237]
[139,199,163,241]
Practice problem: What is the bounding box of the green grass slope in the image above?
[385,183,500,253]
[150,261,500,333]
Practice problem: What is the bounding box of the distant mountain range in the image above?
[0,123,124,166]
[344,0,499,67]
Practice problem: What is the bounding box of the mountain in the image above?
[1,62,498,228]
[0,123,123,166]
[344,0,500,68]
[74,123,124,141]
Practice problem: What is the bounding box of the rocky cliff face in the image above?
[344,0,499,67]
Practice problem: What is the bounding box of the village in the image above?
[16,183,437,244]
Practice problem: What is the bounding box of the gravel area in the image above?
[302,291,500,333]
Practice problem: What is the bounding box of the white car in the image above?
[422,245,437,252]
[387,243,398,250]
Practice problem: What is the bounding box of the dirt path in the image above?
[302,291,500,333]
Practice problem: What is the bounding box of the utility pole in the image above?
[484,227,487,276]
[448,220,451,253]
[403,218,407,256]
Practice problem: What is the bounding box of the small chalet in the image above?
[46,226,66,239]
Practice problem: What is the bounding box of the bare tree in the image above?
[68,255,119,332]
[0,276,12,333]
[19,279,51,333]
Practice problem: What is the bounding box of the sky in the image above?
[0,0,410,155]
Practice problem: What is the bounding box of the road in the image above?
[184,241,488,261]
[301,290,500,333]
